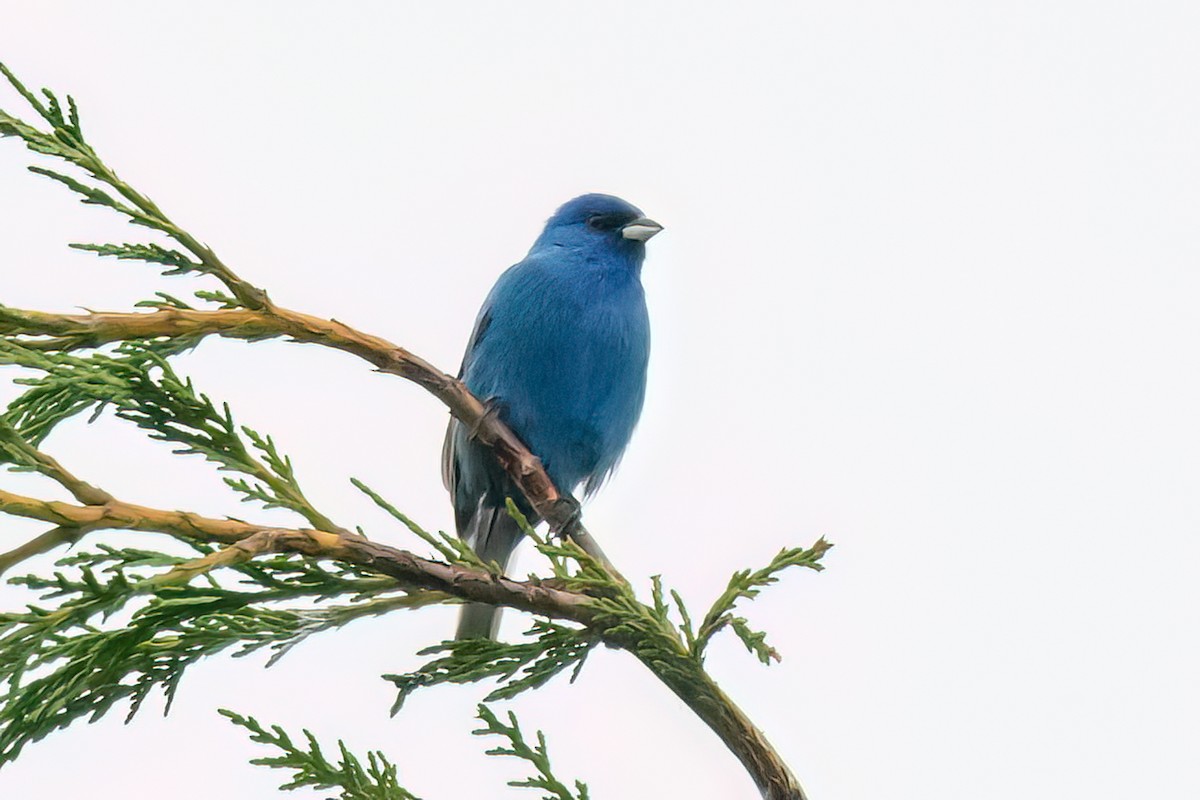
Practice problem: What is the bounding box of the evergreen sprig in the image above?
[0,567,253,764]
[0,63,89,169]
[0,338,338,530]
[221,709,418,800]
[0,544,418,766]
[474,704,590,800]
[0,339,147,445]
[509,500,621,600]
[692,541,831,664]
[0,419,40,472]
[385,620,597,713]
[0,61,268,309]
[351,478,489,570]
[68,242,202,276]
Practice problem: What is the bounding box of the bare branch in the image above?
[0,525,80,576]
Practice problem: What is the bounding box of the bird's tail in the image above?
[455,503,525,640]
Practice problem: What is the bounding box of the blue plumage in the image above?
[443,194,660,638]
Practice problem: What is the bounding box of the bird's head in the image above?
[531,194,663,257]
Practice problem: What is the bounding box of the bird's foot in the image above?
[467,397,505,441]
[548,495,582,540]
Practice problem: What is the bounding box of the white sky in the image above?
[1,2,1198,798]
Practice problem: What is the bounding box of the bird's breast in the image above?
[465,270,649,491]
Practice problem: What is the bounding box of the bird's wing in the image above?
[441,306,495,493]
[440,418,459,493]
[456,307,494,379]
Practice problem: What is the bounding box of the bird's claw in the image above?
[548,496,582,540]
[467,397,504,442]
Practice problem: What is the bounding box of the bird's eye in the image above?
[587,214,618,231]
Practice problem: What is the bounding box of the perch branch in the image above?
[0,304,619,576]
[0,486,596,624]
[0,470,813,797]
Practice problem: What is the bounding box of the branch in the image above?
[0,525,80,576]
[0,472,820,797]
[0,304,617,571]
[0,417,112,504]
[0,485,597,625]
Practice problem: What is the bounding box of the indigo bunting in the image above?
[443,194,661,639]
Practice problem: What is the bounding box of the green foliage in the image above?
[692,542,831,664]
[0,337,338,530]
[0,60,267,309]
[0,418,41,472]
[222,705,589,800]
[386,620,597,713]
[222,709,419,800]
[69,242,202,275]
[352,478,489,570]
[474,704,590,800]
[507,500,622,599]
[0,63,90,169]
[192,289,242,308]
[0,542,416,766]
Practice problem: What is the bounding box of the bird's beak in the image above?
[621,217,663,242]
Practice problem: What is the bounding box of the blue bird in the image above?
[443,194,661,639]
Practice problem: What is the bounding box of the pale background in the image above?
[1,2,1197,798]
